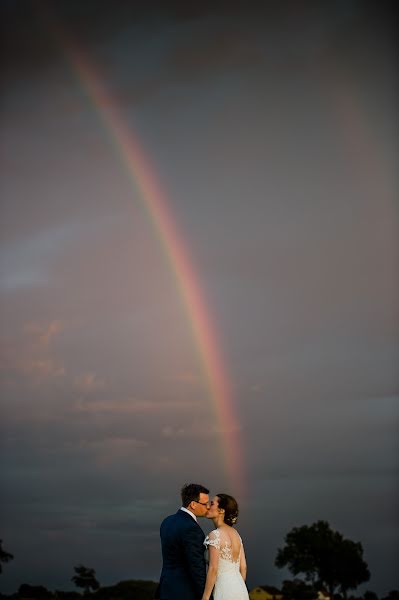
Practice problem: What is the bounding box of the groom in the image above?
[155,483,210,600]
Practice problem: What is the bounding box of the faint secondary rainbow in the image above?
[329,74,394,204]
[44,11,245,496]
[322,62,397,251]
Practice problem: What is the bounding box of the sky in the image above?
[0,0,398,595]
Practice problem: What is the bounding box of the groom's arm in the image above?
[182,525,206,599]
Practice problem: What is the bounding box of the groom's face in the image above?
[190,492,210,517]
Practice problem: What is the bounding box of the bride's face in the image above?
[205,495,222,519]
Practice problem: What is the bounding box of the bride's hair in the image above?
[216,493,239,526]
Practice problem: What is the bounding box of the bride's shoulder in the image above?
[234,528,243,540]
[207,528,220,539]
[204,528,221,548]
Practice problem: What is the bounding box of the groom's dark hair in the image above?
[181,483,209,507]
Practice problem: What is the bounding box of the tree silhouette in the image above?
[275,520,370,599]
[382,593,399,600]
[364,591,379,600]
[18,583,53,598]
[71,564,100,595]
[0,539,14,574]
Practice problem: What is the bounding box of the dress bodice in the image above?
[204,528,249,598]
[204,528,242,575]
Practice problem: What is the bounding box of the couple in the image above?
[155,483,249,600]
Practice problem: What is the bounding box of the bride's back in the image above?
[221,527,242,560]
[213,527,242,562]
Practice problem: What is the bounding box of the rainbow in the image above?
[43,9,246,496]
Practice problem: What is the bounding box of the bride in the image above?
[201,493,250,600]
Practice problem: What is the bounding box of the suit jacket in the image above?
[155,509,206,600]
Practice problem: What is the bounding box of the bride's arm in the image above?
[239,543,247,581]
[201,545,219,600]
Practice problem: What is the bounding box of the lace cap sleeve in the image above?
[203,528,220,550]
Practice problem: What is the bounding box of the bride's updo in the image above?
[217,493,239,526]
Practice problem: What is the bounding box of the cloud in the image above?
[73,371,105,392]
[25,320,63,348]
[20,358,66,382]
[1,320,66,385]
[168,29,264,81]
[75,397,202,414]
[0,222,85,291]
[161,420,239,439]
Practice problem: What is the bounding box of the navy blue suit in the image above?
[156,509,206,600]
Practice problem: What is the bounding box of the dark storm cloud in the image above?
[3,0,392,101]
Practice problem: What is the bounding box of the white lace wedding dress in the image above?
[204,528,249,600]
